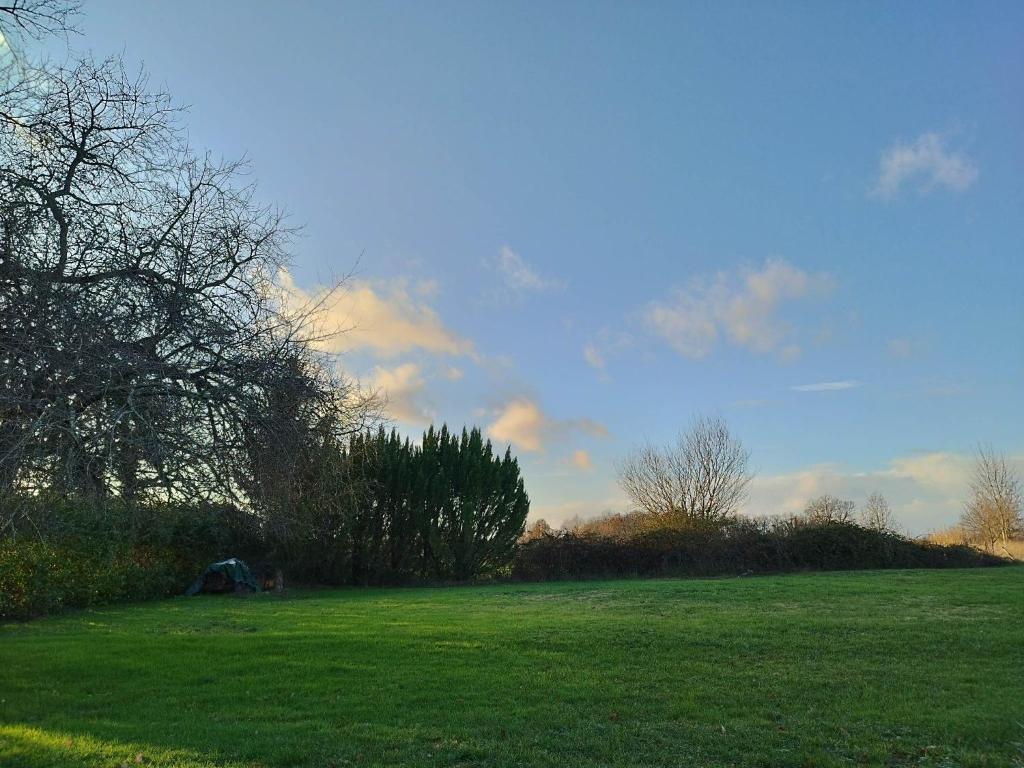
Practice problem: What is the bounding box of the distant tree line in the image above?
[513,514,1004,581]
[516,419,1020,580]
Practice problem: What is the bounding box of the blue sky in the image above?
[54,1,1024,532]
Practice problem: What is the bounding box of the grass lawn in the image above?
[2,567,1023,767]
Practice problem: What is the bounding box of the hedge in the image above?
[512,520,1006,581]
[0,497,255,620]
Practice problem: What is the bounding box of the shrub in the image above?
[0,540,186,619]
[512,517,1005,582]
[257,426,530,586]
[0,496,255,620]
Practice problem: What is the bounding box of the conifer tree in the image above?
[323,423,528,583]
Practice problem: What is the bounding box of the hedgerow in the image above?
[0,497,251,619]
[512,518,1006,581]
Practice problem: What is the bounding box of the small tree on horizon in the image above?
[804,495,856,525]
[960,447,1022,553]
[860,492,895,532]
[520,518,553,542]
[617,415,751,526]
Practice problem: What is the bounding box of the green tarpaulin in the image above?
[186,558,262,595]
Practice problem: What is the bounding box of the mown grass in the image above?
[2,567,1023,767]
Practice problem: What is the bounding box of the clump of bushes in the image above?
[0,497,256,620]
[512,517,1006,581]
[1,425,531,619]
[248,426,529,587]
[0,540,185,618]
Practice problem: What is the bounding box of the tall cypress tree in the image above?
[428,426,529,580]
[314,424,529,583]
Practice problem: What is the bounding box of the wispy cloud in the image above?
[486,398,607,453]
[571,449,593,472]
[492,246,564,294]
[583,344,605,370]
[744,452,1024,535]
[790,380,862,392]
[872,132,978,199]
[371,363,433,424]
[887,337,915,359]
[582,329,635,376]
[277,270,473,359]
[643,259,833,359]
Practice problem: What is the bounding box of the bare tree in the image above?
[0,0,79,40]
[804,495,855,524]
[617,415,751,525]
[0,54,374,520]
[519,518,553,543]
[960,447,1023,553]
[860,491,894,532]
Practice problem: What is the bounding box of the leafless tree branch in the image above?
[617,415,751,525]
[0,54,376,523]
[960,446,1023,553]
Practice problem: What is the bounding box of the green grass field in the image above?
[2,568,1023,767]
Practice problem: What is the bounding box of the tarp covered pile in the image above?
[186,558,262,596]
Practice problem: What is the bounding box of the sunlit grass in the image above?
[2,567,1023,767]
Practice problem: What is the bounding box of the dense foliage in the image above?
[513,517,1005,581]
[0,496,255,618]
[0,425,530,618]
[271,425,530,585]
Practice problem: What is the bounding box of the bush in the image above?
[0,496,256,620]
[252,426,529,586]
[0,540,188,619]
[512,518,1006,581]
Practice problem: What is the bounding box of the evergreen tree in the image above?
[307,423,529,584]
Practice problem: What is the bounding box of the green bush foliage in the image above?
[512,517,1006,581]
[0,497,255,620]
[1,425,530,618]
[0,540,184,618]
[264,425,530,585]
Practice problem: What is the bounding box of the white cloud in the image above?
[744,452,1024,535]
[582,330,635,377]
[882,452,971,496]
[493,246,563,294]
[571,449,593,471]
[643,259,833,359]
[887,337,914,359]
[488,399,546,452]
[644,290,718,358]
[583,343,605,370]
[790,380,862,392]
[872,132,978,199]
[277,270,473,359]
[486,398,608,453]
[371,363,432,424]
